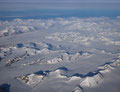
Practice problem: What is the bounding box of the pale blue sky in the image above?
[0,0,120,19]
[0,0,120,11]
[0,0,120,3]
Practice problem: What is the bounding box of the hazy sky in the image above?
[0,0,120,3]
[0,0,120,11]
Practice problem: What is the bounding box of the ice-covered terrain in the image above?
[0,17,120,92]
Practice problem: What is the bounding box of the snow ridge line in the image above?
[16,57,120,92]
[73,57,120,92]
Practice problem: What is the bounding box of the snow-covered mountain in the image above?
[0,17,120,92]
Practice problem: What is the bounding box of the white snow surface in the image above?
[0,17,120,92]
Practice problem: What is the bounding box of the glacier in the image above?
[0,17,120,92]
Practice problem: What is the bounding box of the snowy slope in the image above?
[0,17,120,92]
